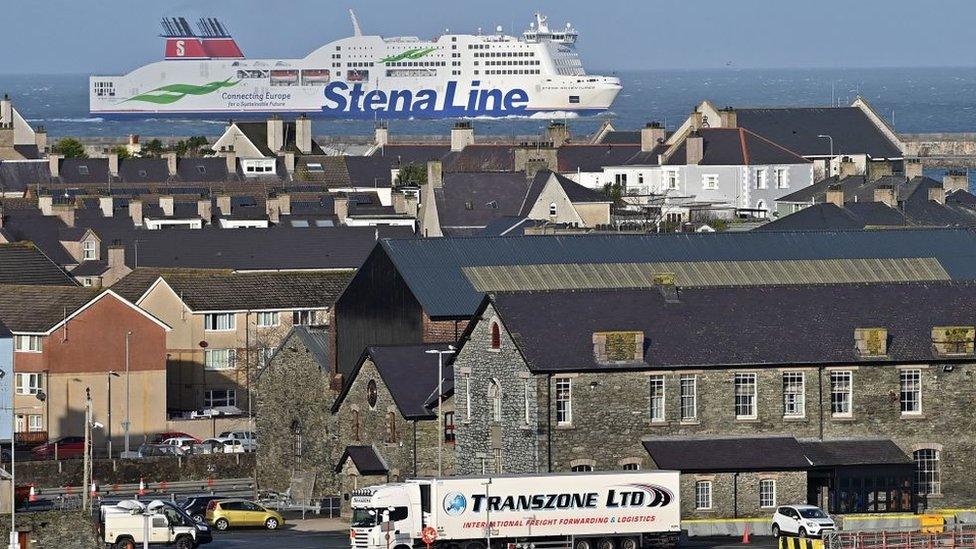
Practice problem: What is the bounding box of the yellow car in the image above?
[206,499,284,531]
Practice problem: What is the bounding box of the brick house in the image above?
[0,286,169,448]
[452,282,976,517]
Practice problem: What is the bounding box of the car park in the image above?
[771,505,836,538]
[200,438,245,454]
[146,432,201,445]
[205,499,284,531]
[181,496,225,524]
[217,431,257,452]
[161,437,198,453]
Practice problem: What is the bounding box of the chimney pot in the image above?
[826,185,845,207]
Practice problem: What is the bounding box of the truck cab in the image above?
[102,499,213,549]
[350,484,422,549]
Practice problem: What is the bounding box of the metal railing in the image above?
[29,477,255,503]
[825,529,976,549]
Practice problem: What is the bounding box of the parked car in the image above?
[145,432,201,445]
[161,437,198,453]
[771,505,836,538]
[137,444,186,458]
[181,496,225,524]
[217,431,257,452]
[200,438,245,454]
[30,436,85,460]
[206,499,284,531]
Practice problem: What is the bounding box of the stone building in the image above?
[452,282,976,517]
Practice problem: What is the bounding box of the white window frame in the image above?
[695,481,712,510]
[555,377,572,426]
[255,311,279,328]
[82,239,97,261]
[830,370,853,418]
[204,349,236,371]
[759,479,777,508]
[27,414,43,432]
[488,379,502,423]
[204,388,237,408]
[464,374,472,420]
[755,169,768,189]
[203,313,236,332]
[523,379,531,425]
[900,369,922,415]
[666,171,679,190]
[782,371,806,418]
[649,375,666,423]
[15,373,42,395]
[548,202,557,217]
[14,335,42,353]
[914,448,941,496]
[702,174,719,190]
[734,373,758,420]
[775,168,789,189]
[679,374,697,421]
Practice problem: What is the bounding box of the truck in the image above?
[101,499,213,549]
[349,471,681,549]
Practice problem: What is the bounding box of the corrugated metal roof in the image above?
[463,257,950,292]
[379,229,976,318]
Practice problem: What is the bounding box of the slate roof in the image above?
[597,131,641,145]
[344,155,396,187]
[662,128,809,166]
[175,157,231,183]
[234,121,326,157]
[644,437,811,472]
[558,144,641,172]
[0,243,76,285]
[112,269,352,311]
[0,319,9,338]
[799,440,913,467]
[118,158,170,183]
[70,260,110,277]
[0,284,100,332]
[57,158,111,184]
[335,445,388,475]
[442,145,515,173]
[369,144,450,166]
[333,343,454,419]
[435,172,531,233]
[0,160,49,194]
[377,229,976,318]
[488,282,976,372]
[735,107,903,159]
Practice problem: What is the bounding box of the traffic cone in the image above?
[28,485,36,503]
[742,523,751,544]
[138,478,146,497]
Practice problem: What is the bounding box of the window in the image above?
[555,378,572,426]
[204,313,235,331]
[15,373,42,395]
[775,168,788,189]
[259,347,274,368]
[914,448,941,495]
[702,174,719,190]
[493,448,503,474]
[464,375,472,420]
[351,409,361,441]
[256,312,279,328]
[204,388,236,408]
[488,379,502,422]
[16,414,43,433]
[386,411,397,443]
[900,369,922,415]
[571,464,593,472]
[759,479,777,508]
[622,461,640,471]
[490,322,501,349]
[82,240,97,261]
[695,481,712,510]
[204,349,236,370]
[755,170,767,189]
[523,379,532,425]
[615,173,628,187]
[293,310,319,326]
[80,277,95,287]
[366,379,378,409]
[548,202,557,217]
[14,335,42,353]
[830,371,853,417]
[649,375,665,423]
[666,171,679,190]
[444,411,455,443]
[734,373,757,419]
[679,375,697,421]
[782,372,805,418]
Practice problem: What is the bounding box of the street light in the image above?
[122,331,134,459]
[107,371,120,459]
[817,134,834,176]
[425,346,455,477]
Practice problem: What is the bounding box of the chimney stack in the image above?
[374,123,389,148]
[0,94,11,125]
[48,154,62,178]
[129,199,144,226]
[874,184,896,208]
[450,121,474,152]
[296,114,312,154]
[427,160,443,189]
[163,152,178,176]
[52,203,75,228]
[34,125,47,155]
[943,170,969,194]
[0,124,12,150]
[39,194,53,216]
[334,195,349,223]
[393,191,407,214]
[690,110,704,132]
[267,115,284,153]
[159,195,174,217]
[108,244,125,269]
[108,152,120,177]
[826,185,845,207]
[99,196,114,217]
[685,131,704,165]
[284,152,296,175]
[225,148,237,173]
[719,107,737,128]
[217,195,232,216]
[278,193,291,216]
[546,121,570,148]
[929,185,946,205]
[640,122,666,153]
[197,197,212,222]
[904,159,923,179]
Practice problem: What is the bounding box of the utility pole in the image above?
[82,388,91,511]
[425,346,455,477]
[123,331,132,457]
[107,371,119,459]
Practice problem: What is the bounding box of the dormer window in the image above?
[82,240,97,261]
[854,327,888,357]
[78,165,89,176]
[196,165,207,175]
[932,326,975,356]
[593,331,645,364]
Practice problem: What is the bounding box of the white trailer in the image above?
[350,471,680,549]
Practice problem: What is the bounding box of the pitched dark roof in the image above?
[13,145,40,160]
[480,216,533,237]
[0,160,50,194]
[436,172,531,233]
[377,229,976,318]
[735,107,902,159]
[644,437,811,472]
[758,203,908,231]
[0,285,100,332]
[113,269,352,311]
[335,445,388,475]
[344,155,396,187]
[0,243,76,285]
[442,145,515,173]
[57,158,111,184]
[234,121,325,157]
[0,319,9,338]
[799,440,913,467]
[663,128,809,166]
[558,145,640,172]
[175,157,231,183]
[598,131,641,145]
[370,144,450,166]
[490,282,976,372]
[70,260,110,276]
[118,158,170,183]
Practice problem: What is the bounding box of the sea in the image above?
[6,67,976,140]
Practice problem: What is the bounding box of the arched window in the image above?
[549,202,557,217]
[571,464,594,472]
[490,322,501,349]
[351,409,361,442]
[488,379,502,422]
[386,412,397,443]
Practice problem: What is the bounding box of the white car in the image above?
[772,505,836,538]
[218,431,257,452]
[160,437,197,453]
[202,438,245,454]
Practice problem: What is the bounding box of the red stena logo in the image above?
[176,40,185,56]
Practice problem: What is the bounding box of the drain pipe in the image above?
[733,472,739,519]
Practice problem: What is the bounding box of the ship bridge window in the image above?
[237,69,269,79]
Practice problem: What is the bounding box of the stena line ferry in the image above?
[89,11,622,119]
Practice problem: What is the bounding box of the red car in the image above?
[30,436,85,460]
[145,432,202,445]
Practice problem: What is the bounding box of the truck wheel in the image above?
[214,518,230,531]
[114,537,136,549]
[175,535,195,549]
[620,538,639,549]
[598,538,615,549]
[575,539,593,549]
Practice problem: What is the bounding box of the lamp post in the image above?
[817,134,834,176]
[425,346,455,477]
[106,371,119,459]
[123,331,132,458]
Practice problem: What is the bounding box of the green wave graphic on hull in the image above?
[125,78,241,105]
[379,47,437,64]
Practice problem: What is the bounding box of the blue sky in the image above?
[4,0,974,74]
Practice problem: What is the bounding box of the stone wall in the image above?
[678,471,806,519]
[0,511,100,549]
[16,454,254,488]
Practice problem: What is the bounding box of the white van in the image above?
[102,500,212,549]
